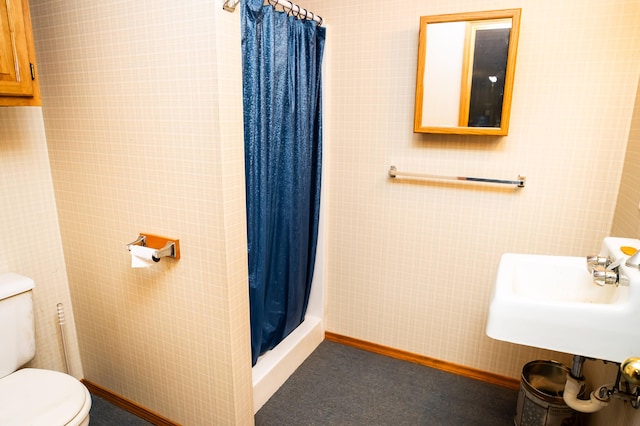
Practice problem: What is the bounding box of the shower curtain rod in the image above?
[223,0,323,25]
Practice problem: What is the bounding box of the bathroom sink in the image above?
[486,237,640,363]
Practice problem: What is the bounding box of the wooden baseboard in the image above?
[82,380,180,426]
[325,332,520,391]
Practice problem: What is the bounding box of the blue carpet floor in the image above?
[89,340,520,425]
[255,340,519,425]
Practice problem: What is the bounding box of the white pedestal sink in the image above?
[486,237,640,363]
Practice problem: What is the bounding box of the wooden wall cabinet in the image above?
[414,9,521,135]
[0,0,40,106]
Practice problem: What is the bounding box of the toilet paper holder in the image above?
[127,233,180,262]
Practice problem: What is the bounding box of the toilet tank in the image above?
[0,273,36,379]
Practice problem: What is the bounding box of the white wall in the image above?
[0,107,83,379]
[305,0,640,424]
[29,0,253,424]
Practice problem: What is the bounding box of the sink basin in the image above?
[486,237,640,363]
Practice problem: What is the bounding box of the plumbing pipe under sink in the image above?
[563,375,609,413]
[561,354,640,413]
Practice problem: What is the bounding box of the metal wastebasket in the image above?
[514,360,580,426]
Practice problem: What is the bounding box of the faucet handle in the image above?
[586,255,610,273]
[591,265,619,286]
[625,248,640,270]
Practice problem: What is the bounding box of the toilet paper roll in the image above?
[130,245,158,268]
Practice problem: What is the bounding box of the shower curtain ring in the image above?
[302,9,308,20]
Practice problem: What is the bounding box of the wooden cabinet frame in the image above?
[0,0,40,106]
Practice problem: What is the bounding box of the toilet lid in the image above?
[0,368,88,426]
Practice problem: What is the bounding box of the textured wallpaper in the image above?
[305,0,640,424]
[29,0,252,424]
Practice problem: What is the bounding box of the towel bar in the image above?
[388,166,525,188]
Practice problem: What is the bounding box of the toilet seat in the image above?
[0,368,91,426]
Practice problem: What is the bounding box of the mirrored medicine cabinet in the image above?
[414,9,521,136]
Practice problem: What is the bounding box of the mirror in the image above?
[414,9,521,135]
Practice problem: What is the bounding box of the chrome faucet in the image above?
[587,255,618,286]
[587,255,631,286]
[587,247,639,286]
[626,249,640,270]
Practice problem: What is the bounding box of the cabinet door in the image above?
[0,0,34,97]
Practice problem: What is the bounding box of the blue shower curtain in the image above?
[241,0,325,366]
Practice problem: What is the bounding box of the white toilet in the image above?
[0,273,92,425]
